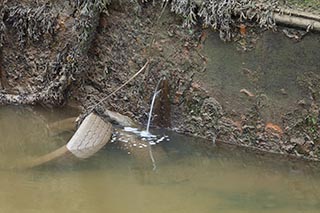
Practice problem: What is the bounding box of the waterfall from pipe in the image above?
[146,90,161,133]
[145,78,164,171]
[146,78,163,133]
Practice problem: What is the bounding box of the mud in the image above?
[1,0,320,161]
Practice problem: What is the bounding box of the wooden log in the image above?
[21,112,112,169]
[273,13,320,32]
[274,8,320,22]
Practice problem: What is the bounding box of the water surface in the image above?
[0,107,320,212]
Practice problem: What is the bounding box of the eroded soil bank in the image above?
[1,0,320,161]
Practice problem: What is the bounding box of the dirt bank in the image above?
[1,0,320,161]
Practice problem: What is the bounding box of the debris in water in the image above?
[240,88,255,97]
[124,127,140,134]
[156,136,167,143]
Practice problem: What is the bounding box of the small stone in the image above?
[242,125,255,130]
[191,82,201,90]
[290,137,305,145]
[298,99,306,106]
[309,151,315,157]
[280,88,288,95]
[283,144,295,152]
[256,124,263,130]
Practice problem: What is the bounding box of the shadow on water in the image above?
[198,31,320,123]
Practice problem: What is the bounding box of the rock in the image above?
[283,144,295,152]
[290,137,305,145]
[298,99,307,106]
[280,88,288,95]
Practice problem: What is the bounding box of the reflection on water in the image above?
[0,107,320,213]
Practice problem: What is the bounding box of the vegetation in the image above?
[166,0,279,41]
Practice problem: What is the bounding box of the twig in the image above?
[147,1,169,51]
[88,60,150,110]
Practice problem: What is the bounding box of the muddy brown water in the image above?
[0,107,320,212]
[198,31,320,123]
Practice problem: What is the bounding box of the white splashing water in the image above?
[123,127,169,145]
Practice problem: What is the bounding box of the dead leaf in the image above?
[265,123,283,135]
[239,24,246,36]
